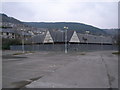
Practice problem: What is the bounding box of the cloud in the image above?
[1,1,118,29]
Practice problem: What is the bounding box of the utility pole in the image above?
[64,26,68,54]
[21,28,25,53]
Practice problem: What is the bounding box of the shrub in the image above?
[2,38,21,50]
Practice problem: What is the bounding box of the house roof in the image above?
[50,29,74,42]
[25,29,113,44]
[27,31,47,43]
[0,28,32,36]
[77,33,112,43]
[27,29,74,43]
[0,28,16,33]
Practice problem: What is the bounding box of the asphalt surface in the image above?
[2,50,118,88]
[3,51,79,88]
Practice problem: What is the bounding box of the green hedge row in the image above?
[2,38,22,50]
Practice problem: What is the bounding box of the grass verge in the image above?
[112,51,120,55]
[13,51,34,55]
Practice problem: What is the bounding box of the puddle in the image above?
[11,80,31,88]
[11,76,43,89]
[30,76,43,81]
[3,59,24,62]
[2,55,27,59]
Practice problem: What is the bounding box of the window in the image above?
[7,32,9,35]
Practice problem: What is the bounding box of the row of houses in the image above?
[0,22,47,39]
[26,30,114,44]
[0,27,115,44]
[0,28,32,39]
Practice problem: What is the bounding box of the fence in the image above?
[10,44,118,52]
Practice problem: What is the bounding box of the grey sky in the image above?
[1,0,118,29]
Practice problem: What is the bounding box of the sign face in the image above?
[43,31,54,43]
[69,31,80,42]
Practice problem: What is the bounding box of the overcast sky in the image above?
[1,0,118,29]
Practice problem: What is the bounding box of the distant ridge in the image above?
[0,13,22,24]
[24,22,107,35]
[0,13,107,35]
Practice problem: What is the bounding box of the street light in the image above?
[100,35,103,50]
[28,30,35,51]
[85,31,90,51]
[60,30,64,52]
[64,26,68,54]
[20,28,25,53]
[85,31,90,42]
[61,30,64,43]
[85,31,90,44]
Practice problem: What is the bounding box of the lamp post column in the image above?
[101,35,103,50]
[21,29,25,53]
[64,26,68,54]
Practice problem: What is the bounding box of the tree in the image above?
[2,38,21,50]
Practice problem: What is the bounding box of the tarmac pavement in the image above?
[2,51,79,88]
[25,51,118,88]
[2,50,118,88]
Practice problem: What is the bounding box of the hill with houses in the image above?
[0,13,118,49]
[0,13,108,36]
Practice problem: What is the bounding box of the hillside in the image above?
[0,13,22,24]
[0,13,108,35]
[102,29,118,36]
[24,22,107,35]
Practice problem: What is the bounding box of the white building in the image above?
[69,31,80,43]
[43,31,54,43]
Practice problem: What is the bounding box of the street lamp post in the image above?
[61,30,64,52]
[85,31,90,50]
[21,29,25,53]
[100,35,103,50]
[85,31,90,44]
[64,26,68,54]
[30,30,35,51]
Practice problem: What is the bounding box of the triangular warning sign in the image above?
[69,31,80,42]
[44,31,54,43]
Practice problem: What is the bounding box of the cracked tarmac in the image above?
[2,50,118,88]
